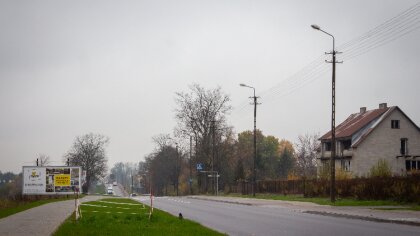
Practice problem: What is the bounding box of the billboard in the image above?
[22,166,82,195]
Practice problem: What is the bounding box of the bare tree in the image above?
[294,133,320,179]
[174,84,231,192]
[174,84,231,141]
[65,133,109,193]
[36,154,50,166]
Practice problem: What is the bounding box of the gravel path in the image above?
[0,195,103,236]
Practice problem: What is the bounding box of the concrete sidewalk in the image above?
[188,195,420,226]
[0,195,102,236]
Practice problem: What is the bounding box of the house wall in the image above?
[352,108,420,177]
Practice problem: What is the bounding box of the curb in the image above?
[186,196,253,206]
[304,210,420,227]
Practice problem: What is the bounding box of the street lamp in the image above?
[239,83,258,197]
[311,24,338,202]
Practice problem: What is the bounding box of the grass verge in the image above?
[225,193,420,209]
[0,195,83,219]
[54,198,224,236]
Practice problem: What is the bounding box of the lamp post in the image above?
[311,24,337,202]
[240,83,258,197]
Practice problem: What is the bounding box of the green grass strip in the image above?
[54,198,224,236]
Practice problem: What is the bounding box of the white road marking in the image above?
[165,198,191,204]
[81,203,109,207]
[82,210,141,214]
[98,200,142,206]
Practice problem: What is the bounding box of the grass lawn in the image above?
[0,195,81,219]
[225,193,420,209]
[54,198,224,236]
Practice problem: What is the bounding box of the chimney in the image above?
[379,103,387,109]
[360,107,366,113]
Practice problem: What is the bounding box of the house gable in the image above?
[352,107,420,176]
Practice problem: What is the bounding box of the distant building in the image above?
[318,103,420,176]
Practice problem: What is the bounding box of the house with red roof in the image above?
[319,103,420,176]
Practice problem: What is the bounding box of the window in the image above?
[342,140,352,150]
[341,160,351,171]
[324,142,332,151]
[391,120,400,129]
[406,160,420,171]
[400,138,408,155]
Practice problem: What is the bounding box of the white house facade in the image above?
[318,103,420,177]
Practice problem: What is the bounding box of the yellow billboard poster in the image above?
[54,174,71,186]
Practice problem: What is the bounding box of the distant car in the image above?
[107,186,113,195]
[130,193,137,197]
[113,182,117,186]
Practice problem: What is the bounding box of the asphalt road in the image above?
[134,196,420,236]
[112,184,128,197]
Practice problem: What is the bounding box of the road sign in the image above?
[196,163,204,171]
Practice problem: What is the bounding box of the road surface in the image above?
[134,196,420,236]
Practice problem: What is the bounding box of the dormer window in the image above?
[391,120,400,129]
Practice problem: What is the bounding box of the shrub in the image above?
[369,159,392,178]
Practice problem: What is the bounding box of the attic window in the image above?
[391,120,400,129]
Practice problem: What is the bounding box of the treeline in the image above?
[0,172,21,200]
[126,84,320,196]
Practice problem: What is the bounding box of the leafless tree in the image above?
[294,133,320,179]
[174,84,231,141]
[65,133,109,193]
[36,154,50,166]
[174,84,231,189]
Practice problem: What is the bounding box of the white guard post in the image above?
[74,187,82,220]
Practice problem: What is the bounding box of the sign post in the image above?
[199,170,220,196]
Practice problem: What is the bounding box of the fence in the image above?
[229,174,420,203]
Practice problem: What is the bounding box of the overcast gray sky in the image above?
[1,0,419,173]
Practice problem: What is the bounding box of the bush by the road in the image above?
[232,173,420,203]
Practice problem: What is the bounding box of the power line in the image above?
[231,2,420,121]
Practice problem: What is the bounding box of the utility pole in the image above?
[326,35,342,203]
[240,83,259,197]
[211,120,216,195]
[311,24,342,202]
[175,143,179,196]
[36,158,39,166]
[189,136,193,195]
[252,93,258,197]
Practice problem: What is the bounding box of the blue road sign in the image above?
[196,163,204,171]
